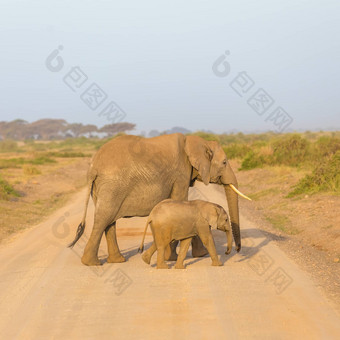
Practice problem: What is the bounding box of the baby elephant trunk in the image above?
[225,227,233,255]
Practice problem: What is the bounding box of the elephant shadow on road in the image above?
[236,228,286,263]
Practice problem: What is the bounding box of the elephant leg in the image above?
[81,226,103,266]
[199,233,222,266]
[156,246,169,269]
[81,195,119,266]
[105,222,125,263]
[191,235,209,258]
[165,240,178,261]
[175,238,192,269]
[142,242,157,264]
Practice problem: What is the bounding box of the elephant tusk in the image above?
[229,184,252,201]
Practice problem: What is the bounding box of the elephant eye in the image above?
[223,160,227,165]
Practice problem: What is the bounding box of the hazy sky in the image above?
[1,0,339,134]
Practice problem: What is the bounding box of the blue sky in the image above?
[1,0,339,134]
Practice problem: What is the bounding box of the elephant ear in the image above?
[185,136,212,185]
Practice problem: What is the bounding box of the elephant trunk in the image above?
[222,163,241,252]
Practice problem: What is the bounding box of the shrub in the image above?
[272,134,310,166]
[240,151,267,170]
[314,136,340,158]
[223,144,251,159]
[288,151,340,196]
[0,175,20,200]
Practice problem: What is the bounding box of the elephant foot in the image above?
[174,263,186,269]
[81,254,102,266]
[212,260,223,266]
[192,247,209,258]
[142,252,151,264]
[157,263,169,269]
[107,254,126,263]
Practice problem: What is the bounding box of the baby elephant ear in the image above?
[185,136,212,185]
[200,204,219,228]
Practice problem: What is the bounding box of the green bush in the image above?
[288,151,340,196]
[272,134,310,166]
[0,175,20,200]
[313,136,340,158]
[240,151,268,170]
[223,144,251,159]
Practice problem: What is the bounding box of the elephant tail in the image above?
[68,170,96,248]
[138,217,151,253]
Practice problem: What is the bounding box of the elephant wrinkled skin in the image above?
[69,133,244,266]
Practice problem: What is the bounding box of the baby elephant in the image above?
[138,199,232,269]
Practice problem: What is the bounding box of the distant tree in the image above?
[0,119,28,139]
[68,123,84,137]
[79,124,98,137]
[26,119,68,139]
[100,123,135,136]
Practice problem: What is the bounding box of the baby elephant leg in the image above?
[200,233,222,266]
[156,246,169,269]
[142,243,157,264]
[175,238,192,269]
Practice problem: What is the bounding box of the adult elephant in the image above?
[69,133,250,266]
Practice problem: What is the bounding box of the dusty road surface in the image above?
[0,183,339,339]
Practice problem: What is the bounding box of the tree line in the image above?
[0,119,135,140]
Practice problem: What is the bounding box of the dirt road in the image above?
[0,183,339,339]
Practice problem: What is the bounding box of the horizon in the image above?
[1,1,339,134]
[1,118,339,139]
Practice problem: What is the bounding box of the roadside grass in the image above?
[265,214,300,235]
[23,165,41,176]
[0,140,19,153]
[288,151,340,197]
[248,188,280,201]
[0,174,20,200]
[0,156,56,169]
[44,151,90,158]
